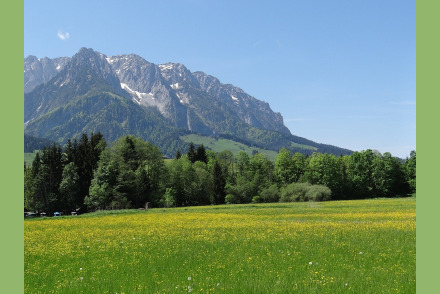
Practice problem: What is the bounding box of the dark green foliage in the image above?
[187,142,197,163]
[196,144,208,164]
[24,144,63,213]
[85,135,166,210]
[291,152,307,183]
[24,134,54,152]
[252,196,261,203]
[225,194,238,204]
[175,150,182,160]
[404,151,416,193]
[212,161,226,204]
[259,184,281,203]
[59,162,80,212]
[24,133,106,214]
[304,153,346,199]
[25,132,416,213]
[135,165,150,208]
[344,150,375,198]
[275,148,292,185]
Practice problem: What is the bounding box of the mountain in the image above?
[24,47,352,157]
[24,55,70,93]
[24,134,55,153]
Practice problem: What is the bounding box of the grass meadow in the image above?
[180,134,281,161]
[24,198,415,293]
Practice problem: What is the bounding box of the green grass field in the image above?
[24,198,415,293]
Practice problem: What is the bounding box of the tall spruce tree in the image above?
[196,144,208,163]
[175,150,182,160]
[187,142,196,163]
[212,161,226,204]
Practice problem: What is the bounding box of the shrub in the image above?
[252,196,261,203]
[280,183,310,202]
[225,194,238,204]
[305,185,332,201]
[259,184,281,203]
[160,188,176,208]
[280,182,332,202]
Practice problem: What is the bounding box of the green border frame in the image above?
[1,1,24,293]
[4,1,426,293]
[417,1,437,293]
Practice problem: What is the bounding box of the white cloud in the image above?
[57,30,70,41]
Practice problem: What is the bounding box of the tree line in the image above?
[24,134,416,214]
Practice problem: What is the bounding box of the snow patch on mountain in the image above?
[158,64,174,71]
[121,83,155,104]
[176,93,184,104]
[171,83,181,90]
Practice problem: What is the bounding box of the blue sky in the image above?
[24,0,416,158]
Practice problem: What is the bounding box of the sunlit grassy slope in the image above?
[181,134,280,161]
[24,198,415,293]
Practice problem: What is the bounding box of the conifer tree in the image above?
[175,150,182,160]
[196,144,208,163]
[187,142,196,163]
[212,161,226,204]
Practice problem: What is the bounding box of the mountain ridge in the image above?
[24,47,352,157]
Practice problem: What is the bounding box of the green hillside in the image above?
[181,134,279,161]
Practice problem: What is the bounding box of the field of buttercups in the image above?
[24,198,416,293]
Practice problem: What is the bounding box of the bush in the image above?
[280,183,310,202]
[305,185,332,201]
[252,196,261,203]
[259,184,281,203]
[280,182,332,202]
[225,182,257,203]
[160,188,176,208]
[225,194,238,204]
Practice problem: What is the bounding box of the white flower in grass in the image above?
[80,277,83,281]
[359,252,363,255]
[188,276,191,281]
[80,268,82,271]
[309,261,313,265]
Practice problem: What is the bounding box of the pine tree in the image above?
[212,161,226,204]
[196,144,208,163]
[59,162,80,212]
[187,142,196,163]
[135,165,150,208]
[175,150,182,160]
[64,138,73,164]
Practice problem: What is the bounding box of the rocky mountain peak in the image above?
[158,62,200,88]
[24,55,70,93]
[24,47,353,157]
